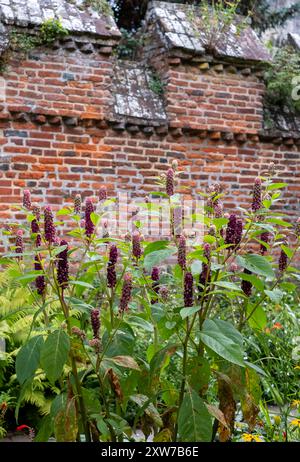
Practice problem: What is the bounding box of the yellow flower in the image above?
[291,400,300,408]
[294,365,300,370]
[242,433,263,442]
[290,418,300,428]
[273,415,281,426]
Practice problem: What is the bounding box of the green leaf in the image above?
[247,305,267,331]
[266,182,287,191]
[144,248,176,272]
[264,288,284,303]
[54,397,78,442]
[56,208,72,216]
[200,319,244,367]
[191,260,202,275]
[266,218,292,228]
[90,212,101,226]
[106,356,140,371]
[186,357,210,393]
[281,244,293,259]
[68,280,95,289]
[16,335,44,385]
[143,240,169,257]
[150,344,178,374]
[15,271,44,284]
[103,324,135,357]
[40,330,70,383]
[214,281,242,292]
[130,394,163,427]
[127,316,154,333]
[180,306,200,319]
[178,387,212,442]
[237,254,275,279]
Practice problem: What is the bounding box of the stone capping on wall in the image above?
[146,1,272,66]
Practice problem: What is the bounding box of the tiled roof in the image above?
[147,1,272,63]
[0,0,120,39]
[112,62,167,124]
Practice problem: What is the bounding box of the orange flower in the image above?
[271,322,283,330]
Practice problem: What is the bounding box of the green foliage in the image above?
[1,162,300,442]
[39,18,69,45]
[264,46,300,114]
[148,73,166,97]
[84,0,113,16]
[115,28,142,59]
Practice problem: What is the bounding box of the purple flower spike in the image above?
[15,230,24,259]
[199,243,211,288]
[166,168,175,197]
[159,286,169,301]
[107,263,117,289]
[23,190,31,210]
[279,244,288,273]
[44,206,56,244]
[57,240,69,289]
[109,244,118,265]
[119,273,133,313]
[241,269,252,297]
[151,267,160,282]
[225,214,237,246]
[74,194,82,215]
[235,219,243,246]
[34,255,46,295]
[178,234,186,269]
[99,186,107,202]
[85,198,95,238]
[132,231,142,260]
[31,218,41,247]
[213,202,223,218]
[184,272,194,307]
[32,204,41,221]
[91,309,100,339]
[252,177,262,212]
[260,231,270,255]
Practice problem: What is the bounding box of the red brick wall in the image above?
[0,47,299,241]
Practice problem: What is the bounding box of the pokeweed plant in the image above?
[1,162,299,443]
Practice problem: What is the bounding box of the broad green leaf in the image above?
[264,288,284,303]
[150,344,178,374]
[266,182,287,191]
[56,208,72,216]
[281,244,293,259]
[186,357,210,393]
[54,397,78,442]
[68,280,95,289]
[16,335,44,385]
[15,271,44,284]
[40,330,70,383]
[90,212,101,226]
[247,305,267,331]
[178,387,212,442]
[127,316,154,332]
[266,218,292,228]
[180,306,200,319]
[103,324,135,357]
[191,260,202,275]
[130,394,163,427]
[143,240,169,257]
[214,281,242,292]
[106,355,140,371]
[144,248,176,272]
[237,254,275,279]
[200,319,244,366]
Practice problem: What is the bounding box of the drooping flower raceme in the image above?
[119,273,133,313]
[57,240,69,289]
[99,186,107,202]
[91,309,100,339]
[225,214,237,246]
[199,243,211,288]
[241,269,252,297]
[34,255,46,296]
[44,206,56,244]
[166,168,175,197]
[23,190,31,210]
[184,272,194,307]
[260,231,270,255]
[178,234,186,269]
[252,177,262,212]
[132,231,142,260]
[85,198,95,238]
[109,244,118,265]
[74,194,82,215]
[15,230,24,259]
[278,244,288,273]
